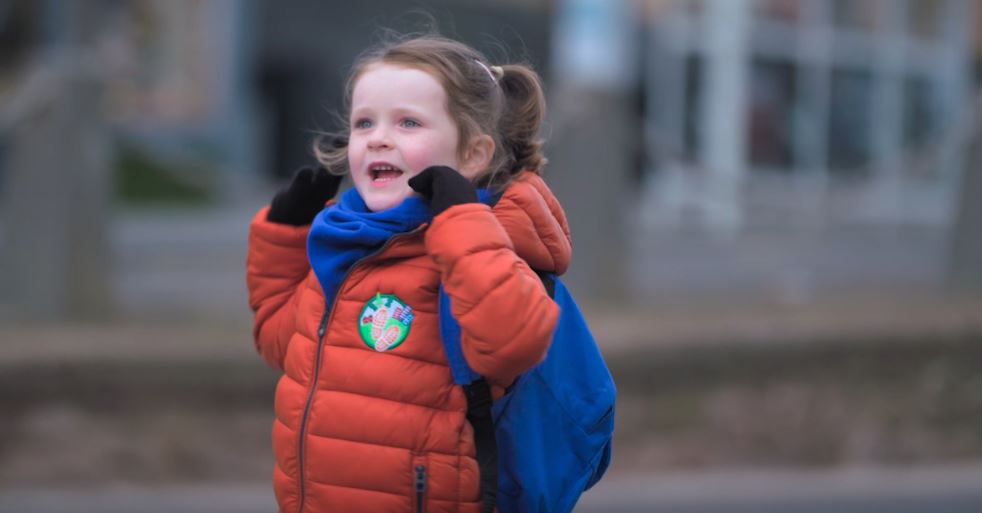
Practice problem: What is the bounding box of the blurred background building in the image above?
[631,0,982,306]
[1,1,982,512]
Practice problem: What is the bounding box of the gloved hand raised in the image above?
[266,165,342,226]
[407,165,478,218]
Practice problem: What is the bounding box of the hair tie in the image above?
[475,60,501,84]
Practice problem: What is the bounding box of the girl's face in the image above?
[347,63,470,212]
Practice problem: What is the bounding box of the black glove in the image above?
[266,166,342,226]
[408,165,478,217]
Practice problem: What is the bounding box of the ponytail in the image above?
[497,64,548,177]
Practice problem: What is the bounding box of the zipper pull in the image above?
[415,465,427,493]
[317,312,329,338]
[415,465,427,513]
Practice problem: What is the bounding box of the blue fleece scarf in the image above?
[307,188,430,308]
[307,187,496,308]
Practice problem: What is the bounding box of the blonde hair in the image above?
[314,34,547,191]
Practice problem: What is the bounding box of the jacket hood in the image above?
[492,172,572,275]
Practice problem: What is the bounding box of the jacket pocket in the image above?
[413,456,428,513]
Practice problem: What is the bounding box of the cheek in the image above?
[346,143,362,167]
[402,135,460,171]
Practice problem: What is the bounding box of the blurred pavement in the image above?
[3,464,982,513]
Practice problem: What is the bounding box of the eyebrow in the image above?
[350,105,430,118]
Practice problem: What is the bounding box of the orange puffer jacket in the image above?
[246,172,572,513]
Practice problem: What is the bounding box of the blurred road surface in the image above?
[4,465,982,513]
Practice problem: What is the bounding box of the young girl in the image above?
[247,35,572,513]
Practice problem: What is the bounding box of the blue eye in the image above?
[354,118,373,129]
[402,119,421,128]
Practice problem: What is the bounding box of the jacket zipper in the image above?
[295,310,328,513]
[295,228,424,513]
[415,465,428,513]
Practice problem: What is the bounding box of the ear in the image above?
[458,134,495,180]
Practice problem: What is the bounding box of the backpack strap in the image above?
[438,286,496,513]
[437,285,483,385]
[438,271,556,513]
[464,378,498,513]
[536,269,556,297]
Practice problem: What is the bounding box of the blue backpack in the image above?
[438,271,616,513]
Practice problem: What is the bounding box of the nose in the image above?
[366,126,392,151]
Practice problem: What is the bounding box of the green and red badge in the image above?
[358,293,414,352]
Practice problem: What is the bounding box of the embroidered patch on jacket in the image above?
[358,293,414,352]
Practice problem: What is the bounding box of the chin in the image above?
[361,189,410,212]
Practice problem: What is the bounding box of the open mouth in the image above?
[369,162,404,185]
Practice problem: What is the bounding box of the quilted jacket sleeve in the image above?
[424,203,559,386]
[246,206,311,371]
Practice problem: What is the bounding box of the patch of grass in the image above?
[114,146,215,206]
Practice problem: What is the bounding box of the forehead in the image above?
[351,63,448,110]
